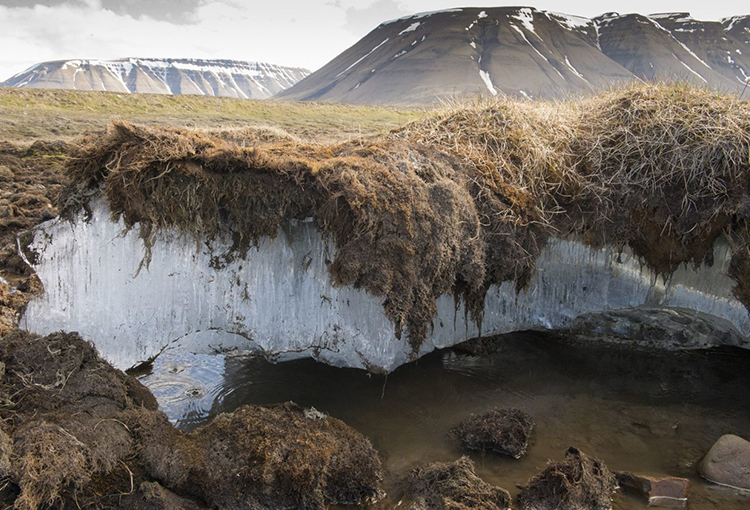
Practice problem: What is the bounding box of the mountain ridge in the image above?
[1,58,310,99]
[278,7,750,105]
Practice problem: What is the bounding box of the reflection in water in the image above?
[139,332,750,509]
[139,351,226,428]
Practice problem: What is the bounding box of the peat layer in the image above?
[0,140,68,335]
[60,83,750,353]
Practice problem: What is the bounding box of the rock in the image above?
[403,456,511,510]
[562,307,745,350]
[304,406,328,420]
[450,408,534,459]
[616,471,690,508]
[698,434,750,490]
[518,447,617,510]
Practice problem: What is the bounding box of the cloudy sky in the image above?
[0,0,746,80]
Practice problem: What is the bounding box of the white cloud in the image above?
[340,0,409,35]
[0,0,357,80]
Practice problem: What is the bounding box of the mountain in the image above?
[0,58,310,99]
[596,12,750,89]
[278,7,750,105]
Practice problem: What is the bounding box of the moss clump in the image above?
[129,401,383,509]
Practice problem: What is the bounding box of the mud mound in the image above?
[60,83,750,352]
[131,401,383,509]
[404,456,511,509]
[517,447,617,510]
[450,408,534,458]
[0,330,157,509]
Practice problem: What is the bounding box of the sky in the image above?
[0,0,747,81]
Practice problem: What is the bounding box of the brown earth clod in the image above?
[517,447,617,510]
[450,408,534,459]
[403,456,511,509]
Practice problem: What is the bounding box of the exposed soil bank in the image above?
[51,83,750,360]
[22,200,749,371]
[0,330,383,509]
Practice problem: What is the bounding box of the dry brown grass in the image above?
[60,82,750,353]
[397,82,750,304]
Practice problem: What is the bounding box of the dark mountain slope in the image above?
[278,7,635,104]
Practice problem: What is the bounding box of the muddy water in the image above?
[139,333,750,509]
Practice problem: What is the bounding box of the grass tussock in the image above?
[129,402,383,509]
[404,456,511,509]
[61,83,750,352]
[517,447,617,510]
[450,408,534,459]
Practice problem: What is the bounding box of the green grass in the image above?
[0,88,427,143]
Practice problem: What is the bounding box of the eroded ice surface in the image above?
[21,199,750,371]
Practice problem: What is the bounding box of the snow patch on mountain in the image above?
[399,22,421,35]
[479,70,498,96]
[382,8,463,25]
[512,7,537,35]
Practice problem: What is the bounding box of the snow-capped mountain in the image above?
[1,58,310,99]
[278,7,750,105]
[596,12,750,89]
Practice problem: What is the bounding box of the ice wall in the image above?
[21,199,750,371]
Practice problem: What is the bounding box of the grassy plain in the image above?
[0,88,425,143]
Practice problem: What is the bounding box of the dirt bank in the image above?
[60,83,750,352]
[0,140,69,336]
